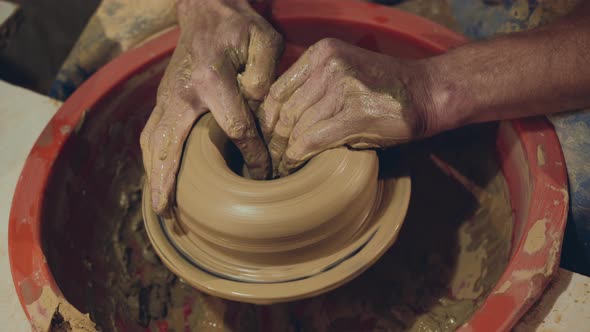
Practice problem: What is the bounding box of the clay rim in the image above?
[167,113,390,284]
[142,174,411,304]
[7,1,567,330]
[175,115,380,249]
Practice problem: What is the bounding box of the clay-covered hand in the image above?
[259,38,431,177]
[140,0,283,214]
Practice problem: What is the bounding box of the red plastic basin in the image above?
[9,1,567,331]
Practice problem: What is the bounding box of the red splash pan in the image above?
[9,0,567,331]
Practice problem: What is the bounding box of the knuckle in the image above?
[153,122,171,137]
[259,99,280,129]
[277,112,293,128]
[291,126,303,141]
[156,82,173,103]
[325,57,347,74]
[314,38,347,62]
[224,117,254,141]
[253,18,283,47]
[311,39,352,74]
[290,123,309,143]
[270,134,288,152]
[266,30,283,48]
[256,105,270,126]
[241,75,270,99]
[269,84,283,101]
[199,65,221,84]
[339,76,365,93]
[300,133,316,151]
[269,140,283,157]
[315,38,343,55]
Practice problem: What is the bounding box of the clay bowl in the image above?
[143,112,410,302]
[9,0,568,331]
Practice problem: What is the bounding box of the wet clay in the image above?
[42,75,512,331]
[144,113,412,301]
[175,114,380,258]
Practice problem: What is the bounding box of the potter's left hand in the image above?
[259,38,433,177]
[140,0,282,215]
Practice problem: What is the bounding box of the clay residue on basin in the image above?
[41,84,513,332]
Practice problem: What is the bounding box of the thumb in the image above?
[239,23,283,102]
[148,103,203,215]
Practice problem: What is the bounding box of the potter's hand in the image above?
[259,39,431,177]
[141,0,283,214]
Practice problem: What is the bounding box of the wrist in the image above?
[401,59,450,139]
[408,55,473,138]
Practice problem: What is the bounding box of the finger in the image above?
[290,93,342,143]
[279,113,366,176]
[140,74,179,177]
[200,61,271,180]
[268,43,320,102]
[239,23,283,101]
[268,76,327,173]
[143,42,204,215]
[140,103,164,185]
[256,44,319,142]
[256,94,281,143]
[149,104,203,215]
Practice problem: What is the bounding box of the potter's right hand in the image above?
[140,0,283,215]
[259,39,434,177]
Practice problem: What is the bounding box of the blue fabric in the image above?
[551,111,590,274]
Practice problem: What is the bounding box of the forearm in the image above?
[421,3,590,135]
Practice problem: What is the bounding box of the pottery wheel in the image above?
[143,113,411,304]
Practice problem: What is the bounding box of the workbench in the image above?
[0,81,589,330]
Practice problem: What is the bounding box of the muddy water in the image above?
[45,120,512,331]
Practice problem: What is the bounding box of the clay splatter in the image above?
[524,218,547,254]
[537,144,546,167]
